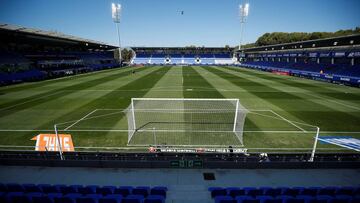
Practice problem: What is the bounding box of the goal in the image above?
[126,98,248,146]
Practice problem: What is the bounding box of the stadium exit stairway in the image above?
[166,185,212,203]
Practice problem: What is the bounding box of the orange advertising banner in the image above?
[31,134,75,152]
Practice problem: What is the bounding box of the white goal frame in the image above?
[126,98,248,146]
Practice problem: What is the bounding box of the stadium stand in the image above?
[237,34,360,86]
[209,186,360,203]
[0,183,167,203]
[131,47,234,65]
[0,24,120,85]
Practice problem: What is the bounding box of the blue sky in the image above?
[0,0,359,47]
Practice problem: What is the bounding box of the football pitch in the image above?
[0,65,360,152]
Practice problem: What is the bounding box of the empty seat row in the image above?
[209,187,360,198]
[213,195,359,203]
[0,184,166,198]
[0,192,165,203]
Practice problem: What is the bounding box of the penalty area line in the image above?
[64,109,98,131]
[270,110,307,132]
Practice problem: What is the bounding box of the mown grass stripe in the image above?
[183,66,223,98]
[28,66,171,147]
[0,67,148,118]
[0,67,127,93]
[180,66,256,146]
[207,66,360,131]
[223,66,360,110]
[227,66,360,101]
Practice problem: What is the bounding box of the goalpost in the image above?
[126,98,248,146]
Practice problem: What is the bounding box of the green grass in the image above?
[0,65,360,152]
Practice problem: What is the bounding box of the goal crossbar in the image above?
[126,98,248,146]
[132,98,240,101]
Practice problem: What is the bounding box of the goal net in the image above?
[126,98,248,147]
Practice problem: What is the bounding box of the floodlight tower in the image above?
[112,3,122,64]
[238,1,249,62]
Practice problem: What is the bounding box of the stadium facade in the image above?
[131,47,235,65]
[0,24,119,85]
[237,34,360,86]
[2,23,360,88]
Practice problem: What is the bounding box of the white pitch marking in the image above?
[64,109,98,130]
[270,110,307,132]
[0,129,360,134]
[0,129,55,132]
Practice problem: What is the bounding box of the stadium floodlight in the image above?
[112,3,122,63]
[126,98,248,147]
[238,1,250,60]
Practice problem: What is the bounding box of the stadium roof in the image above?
[0,23,118,50]
[132,47,232,51]
[239,34,360,53]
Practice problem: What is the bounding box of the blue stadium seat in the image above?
[98,186,116,196]
[209,187,227,198]
[0,192,5,202]
[350,196,360,203]
[235,195,254,203]
[283,197,306,203]
[300,187,321,196]
[0,184,7,192]
[39,184,60,194]
[23,184,43,193]
[150,187,167,198]
[47,192,63,198]
[132,186,150,197]
[76,194,102,203]
[315,195,333,203]
[282,188,303,197]
[85,194,103,199]
[296,195,315,202]
[78,185,99,195]
[255,195,274,202]
[6,192,31,203]
[226,187,245,197]
[6,183,25,192]
[99,194,123,203]
[242,199,261,203]
[336,187,355,196]
[215,195,236,203]
[263,188,283,197]
[26,192,44,199]
[318,187,338,196]
[59,185,81,194]
[331,195,353,203]
[123,194,144,203]
[245,187,263,197]
[30,193,53,203]
[114,186,133,197]
[262,199,283,203]
[53,193,81,203]
[144,195,165,203]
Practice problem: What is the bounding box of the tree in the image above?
[252,28,359,47]
[114,48,134,63]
